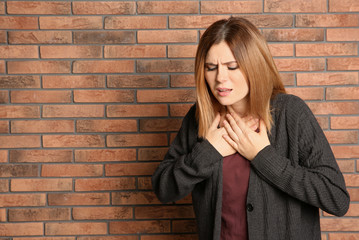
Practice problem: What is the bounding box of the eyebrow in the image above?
[205,61,237,65]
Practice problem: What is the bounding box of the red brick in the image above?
[138,148,168,161]
[0,16,38,29]
[9,208,71,222]
[201,1,262,13]
[141,235,198,240]
[13,237,76,240]
[297,72,358,86]
[138,30,197,43]
[263,29,324,42]
[105,162,159,176]
[75,149,136,162]
[0,179,8,192]
[296,43,357,56]
[324,131,358,144]
[74,90,134,103]
[43,135,105,148]
[73,60,134,73]
[326,87,359,100]
[135,206,195,219]
[140,119,182,132]
[112,192,161,205]
[43,75,105,89]
[318,116,335,130]
[43,105,104,118]
[105,16,166,29]
[7,1,71,14]
[329,0,359,12]
[171,75,195,88]
[77,119,137,133]
[73,1,135,15]
[0,76,41,88]
[108,75,168,88]
[0,121,8,134]
[337,160,356,172]
[138,60,194,73]
[0,164,38,177]
[0,223,43,236]
[77,237,136,240]
[274,58,325,71]
[9,31,72,44]
[75,178,135,191]
[328,58,359,70]
[172,220,197,233]
[0,136,40,148]
[11,90,71,103]
[0,208,6,221]
[170,104,193,117]
[138,177,152,190]
[348,188,359,201]
[264,0,326,12]
[0,106,39,118]
[109,220,170,234]
[107,104,168,117]
[281,73,296,86]
[11,178,72,192]
[138,89,195,103]
[45,222,107,235]
[331,116,359,129]
[10,150,72,163]
[268,44,294,57]
[285,87,323,100]
[321,218,359,231]
[42,164,102,177]
[307,102,359,115]
[7,61,71,74]
[331,146,359,158]
[328,233,359,240]
[41,46,102,59]
[0,31,6,43]
[138,1,198,13]
[40,16,102,29]
[327,29,359,41]
[296,14,359,27]
[107,134,167,147]
[168,45,197,58]
[0,194,46,207]
[11,120,73,133]
[74,31,135,44]
[104,45,166,58]
[48,193,109,206]
[0,46,38,58]
[0,90,8,104]
[73,207,132,220]
[0,2,4,14]
[169,15,230,29]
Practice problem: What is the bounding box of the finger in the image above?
[222,134,238,150]
[210,112,221,130]
[223,119,240,142]
[227,112,250,135]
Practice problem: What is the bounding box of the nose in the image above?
[216,65,228,83]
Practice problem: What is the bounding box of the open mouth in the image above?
[217,88,232,96]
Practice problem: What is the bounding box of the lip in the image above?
[216,88,232,97]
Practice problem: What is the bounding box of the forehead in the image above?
[205,41,236,63]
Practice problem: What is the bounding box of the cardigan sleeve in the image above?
[152,105,223,204]
[251,95,350,216]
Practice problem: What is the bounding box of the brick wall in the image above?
[0,0,358,239]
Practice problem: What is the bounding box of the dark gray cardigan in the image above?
[152,94,350,240]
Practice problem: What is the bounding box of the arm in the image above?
[152,105,223,203]
[251,98,350,216]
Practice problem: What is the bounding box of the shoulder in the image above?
[271,93,311,117]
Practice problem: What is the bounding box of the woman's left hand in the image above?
[222,106,270,161]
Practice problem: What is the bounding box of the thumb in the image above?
[210,112,221,130]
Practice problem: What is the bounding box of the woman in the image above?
[152,17,349,240]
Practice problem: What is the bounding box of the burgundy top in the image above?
[220,153,250,240]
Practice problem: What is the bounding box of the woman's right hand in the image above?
[206,112,236,157]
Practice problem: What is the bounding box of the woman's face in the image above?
[204,41,249,114]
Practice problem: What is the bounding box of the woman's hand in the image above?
[206,112,236,157]
[222,107,270,161]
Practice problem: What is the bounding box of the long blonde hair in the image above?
[195,17,286,138]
